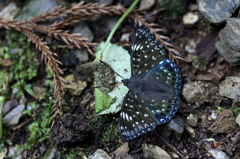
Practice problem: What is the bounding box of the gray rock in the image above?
[182,81,205,103]
[231,132,240,144]
[211,109,235,134]
[7,146,21,159]
[76,62,93,77]
[72,22,94,42]
[139,0,155,10]
[184,40,197,54]
[75,50,89,62]
[185,124,195,137]
[1,100,18,116]
[142,143,171,159]
[2,104,25,127]
[0,147,7,159]
[114,142,131,158]
[192,55,207,71]
[88,149,112,159]
[157,115,185,141]
[202,138,229,159]
[16,0,68,21]
[183,12,198,25]
[0,2,20,20]
[219,77,240,101]
[215,18,240,65]
[236,113,240,126]
[99,0,113,5]
[208,149,229,159]
[198,0,240,24]
[196,74,215,81]
[186,113,199,127]
[63,74,87,96]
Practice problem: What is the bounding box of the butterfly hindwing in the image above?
[140,58,182,124]
[120,90,158,141]
[131,25,166,77]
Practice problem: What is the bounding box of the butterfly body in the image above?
[119,25,182,141]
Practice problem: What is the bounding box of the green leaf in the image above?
[24,84,34,96]
[94,42,131,115]
[0,96,5,139]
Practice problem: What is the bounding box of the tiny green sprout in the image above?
[216,106,225,114]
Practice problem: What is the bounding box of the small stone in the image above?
[142,143,171,159]
[114,142,131,159]
[76,62,93,77]
[72,22,94,42]
[185,124,195,137]
[184,54,193,63]
[158,115,185,141]
[219,77,240,101]
[211,109,235,134]
[201,114,208,127]
[88,149,112,159]
[139,0,155,10]
[211,112,217,120]
[1,59,12,66]
[120,33,130,41]
[8,146,20,157]
[1,100,18,116]
[196,74,215,81]
[184,40,197,54]
[182,82,205,103]
[208,149,229,159]
[186,113,199,127]
[183,12,198,25]
[215,18,240,64]
[33,86,46,99]
[75,50,89,62]
[236,114,240,126]
[198,0,240,24]
[2,104,25,127]
[0,147,7,159]
[171,152,179,158]
[192,55,207,71]
[230,132,240,144]
[63,74,87,96]
[0,2,20,20]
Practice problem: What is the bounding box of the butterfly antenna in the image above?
[99,60,125,79]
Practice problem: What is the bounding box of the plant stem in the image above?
[101,0,140,56]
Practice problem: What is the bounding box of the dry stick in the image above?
[155,129,186,159]
[10,118,34,131]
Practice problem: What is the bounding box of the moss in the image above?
[0,30,38,98]
[230,103,240,115]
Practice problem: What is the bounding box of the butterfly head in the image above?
[122,79,129,87]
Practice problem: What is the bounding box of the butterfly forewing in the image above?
[120,91,158,141]
[131,25,166,77]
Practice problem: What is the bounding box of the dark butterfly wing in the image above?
[131,25,166,77]
[140,58,182,124]
[119,90,158,141]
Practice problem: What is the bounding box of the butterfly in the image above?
[119,25,182,141]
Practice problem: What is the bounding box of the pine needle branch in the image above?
[22,29,65,117]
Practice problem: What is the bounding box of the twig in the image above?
[9,118,34,131]
[155,129,186,159]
